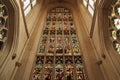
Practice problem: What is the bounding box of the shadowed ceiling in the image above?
[42,0,78,5]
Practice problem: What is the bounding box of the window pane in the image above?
[32,0,37,7]
[89,0,95,9]
[23,0,30,9]
[83,0,88,7]
[24,5,31,16]
[88,6,94,16]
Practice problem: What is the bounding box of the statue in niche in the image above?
[56,44,63,54]
[51,23,56,30]
[73,45,79,53]
[63,14,68,21]
[72,37,77,44]
[64,22,69,30]
[39,45,45,53]
[56,37,63,54]
[64,37,71,54]
[58,22,62,30]
[48,44,55,54]
[65,37,70,43]
[58,13,62,21]
[64,44,71,54]
[56,68,64,80]
[57,37,62,44]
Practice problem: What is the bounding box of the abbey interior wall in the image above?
[0,0,28,80]
[87,0,120,79]
[13,1,104,80]
[1,0,120,80]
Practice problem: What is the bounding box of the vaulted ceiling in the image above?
[43,0,77,3]
[42,0,78,6]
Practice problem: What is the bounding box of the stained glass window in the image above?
[111,29,117,40]
[32,7,87,80]
[109,0,120,54]
[113,41,120,54]
[0,1,8,50]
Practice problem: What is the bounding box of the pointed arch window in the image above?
[32,7,87,80]
[0,1,8,50]
[109,0,120,55]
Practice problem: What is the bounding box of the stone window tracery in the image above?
[32,7,87,80]
[0,1,8,50]
[109,0,120,55]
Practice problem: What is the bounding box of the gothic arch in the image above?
[98,0,120,79]
[0,0,19,68]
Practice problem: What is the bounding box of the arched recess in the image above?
[98,0,120,79]
[0,0,19,68]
